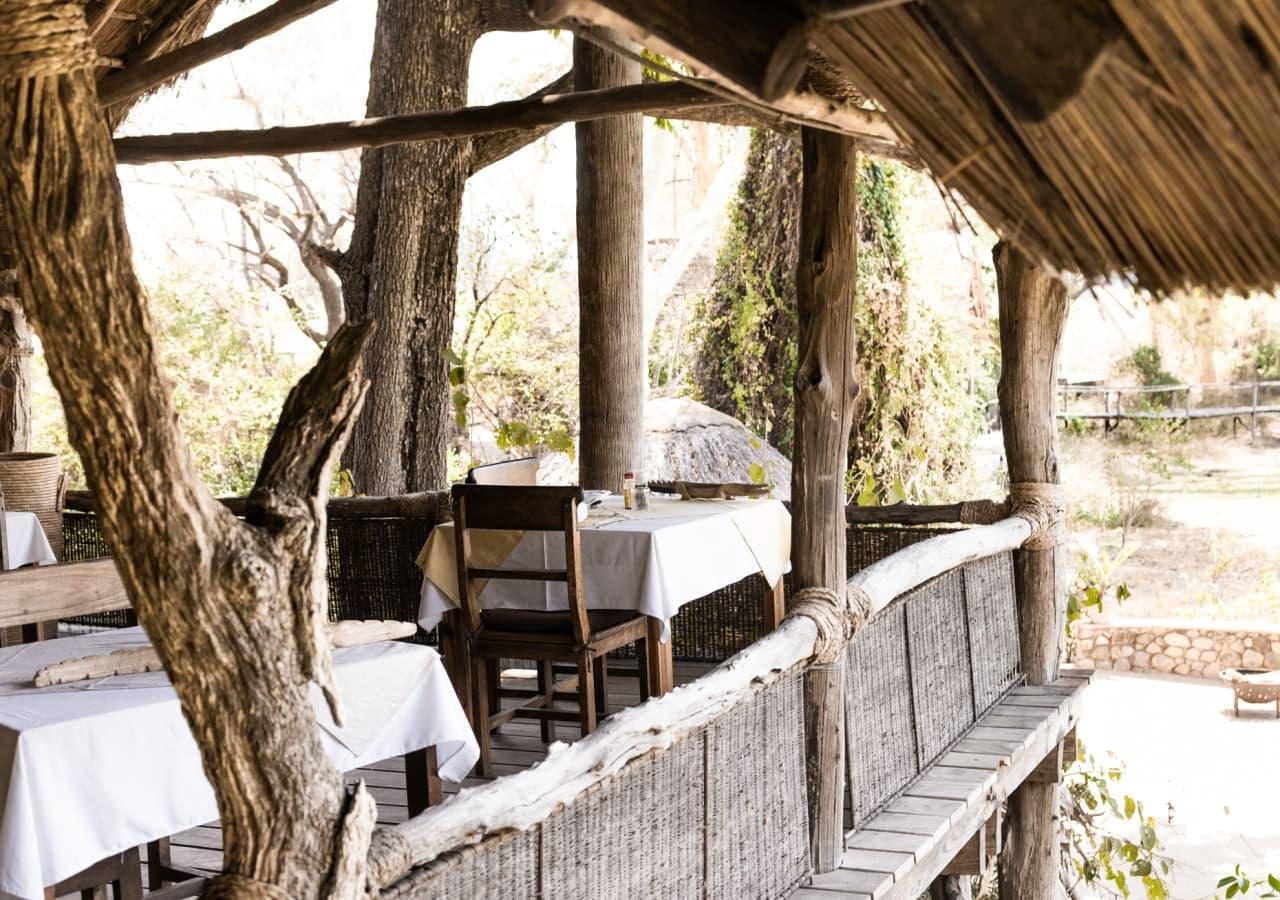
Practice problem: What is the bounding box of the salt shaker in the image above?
[634,480,650,511]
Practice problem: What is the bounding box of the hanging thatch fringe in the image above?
[812,1,1280,296]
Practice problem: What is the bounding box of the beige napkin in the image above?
[416,523,526,604]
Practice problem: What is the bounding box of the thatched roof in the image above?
[551,1,1280,298]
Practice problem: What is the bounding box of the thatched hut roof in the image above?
[536,398,792,498]
[549,1,1280,298]
[642,397,791,499]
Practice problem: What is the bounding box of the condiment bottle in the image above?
[622,471,635,509]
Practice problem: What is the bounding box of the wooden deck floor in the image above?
[146,660,714,886]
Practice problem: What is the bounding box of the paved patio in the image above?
[1078,670,1280,898]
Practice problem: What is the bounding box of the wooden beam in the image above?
[994,240,1071,900]
[112,80,725,164]
[531,0,902,144]
[845,498,1008,526]
[0,558,128,629]
[794,127,861,873]
[97,0,340,107]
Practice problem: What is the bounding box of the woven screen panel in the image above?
[844,602,918,829]
[380,828,540,900]
[325,517,438,645]
[541,732,705,900]
[60,510,134,630]
[706,670,809,900]
[846,525,957,572]
[963,551,1020,714]
[906,569,976,766]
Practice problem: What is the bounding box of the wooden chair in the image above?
[451,484,648,774]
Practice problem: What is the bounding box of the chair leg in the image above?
[635,639,649,703]
[577,654,597,737]
[145,840,169,890]
[537,660,555,744]
[594,655,610,718]
[404,746,442,817]
[472,657,493,777]
[486,657,500,723]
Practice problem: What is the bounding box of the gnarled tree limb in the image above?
[0,2,377,894]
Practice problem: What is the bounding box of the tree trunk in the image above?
[793,128,860,872]
[575,35,645,491]
[994,240,1070,900]
[0,14,374,895]
[338,0,481,495]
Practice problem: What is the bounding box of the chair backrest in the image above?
[450,484,588,643]
[465,457,539,486]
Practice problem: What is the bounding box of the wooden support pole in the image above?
[794,127,860,873]
[575,34,645,492]
[993,241,1070,899]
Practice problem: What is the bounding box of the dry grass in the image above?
[814,2,1280,296]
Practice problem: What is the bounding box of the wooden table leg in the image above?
[644,617,674,697]
[763,575,786,632]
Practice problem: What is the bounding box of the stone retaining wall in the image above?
[1069,620,1280,678]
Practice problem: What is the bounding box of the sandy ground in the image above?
[1079,671,1280,898]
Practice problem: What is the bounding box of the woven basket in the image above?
[0,452,66,561]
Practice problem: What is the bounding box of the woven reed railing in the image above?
[370,514,1037,895]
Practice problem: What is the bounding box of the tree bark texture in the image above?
[339,0,481,495]
[0,13,375,895]
[575,34,645,491]
[993,240,1070,900]
[793,128,860,872]
[0,292,32,453]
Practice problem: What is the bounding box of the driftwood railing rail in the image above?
[1058,380,1280,439]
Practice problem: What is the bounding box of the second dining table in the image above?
[417,493,792,697]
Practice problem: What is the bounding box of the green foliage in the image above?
[1067,543,1134,629]
[1062,746,1172,898]
[1217,866,1280,898]
[1122,345,1181,388]
[451,232,579,463]
[33,278,314,496]
[1236,329,1280,380]
[693,130,983,504]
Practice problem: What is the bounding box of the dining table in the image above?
[0,627,478,900]
[1,512,56,571]
[417,493,792,696]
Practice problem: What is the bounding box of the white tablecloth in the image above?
[3,513,55,570]
[418,496,791,639]
[0,628,477,900]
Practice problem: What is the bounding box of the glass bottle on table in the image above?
[622,471,635,509]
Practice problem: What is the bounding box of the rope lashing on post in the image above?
[788,584,872,664]
[0,0,95,79]
[1009,481,1066,550]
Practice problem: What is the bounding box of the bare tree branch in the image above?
[99,0,341,107]
[469,70,573,174]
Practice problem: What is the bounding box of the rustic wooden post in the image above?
[575,34,644,493]
[994,241,1070,898]
[793,127,860,873]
